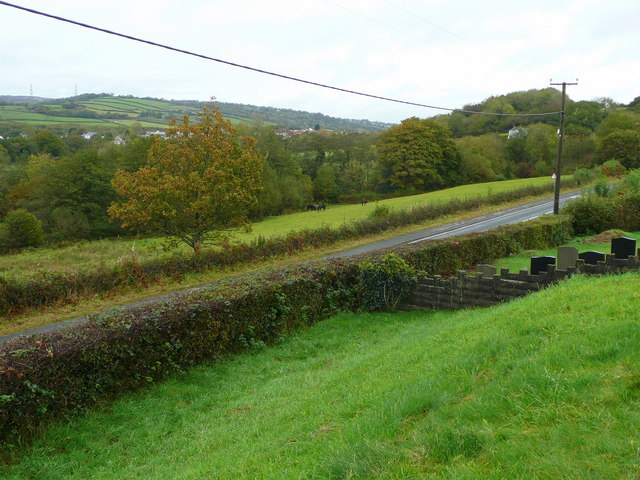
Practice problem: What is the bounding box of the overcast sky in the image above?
[1,0,638,123]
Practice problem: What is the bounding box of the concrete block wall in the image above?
[402,254,640,311]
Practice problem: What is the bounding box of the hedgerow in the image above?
[0,179,575,316]
[0,215,573,457]
[562,170,640,234]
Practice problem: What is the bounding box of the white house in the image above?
[508,126,526,139]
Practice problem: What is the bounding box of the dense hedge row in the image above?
[0,179,575,316]
[562,175,640,234]
[0,215,573,456]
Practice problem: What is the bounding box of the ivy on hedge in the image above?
[0,179,575,316]
[0,215,573,458]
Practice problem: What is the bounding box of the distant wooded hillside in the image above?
[0,94,392,132]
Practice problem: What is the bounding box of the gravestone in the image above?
[611,237,636,259]
[578,250,605,265]
[530,256,556,275]
[557,246,578,271]
[477,264,497,276]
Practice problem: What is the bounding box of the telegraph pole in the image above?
[550,80,578,214]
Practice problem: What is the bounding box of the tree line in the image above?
[0,88,638,251]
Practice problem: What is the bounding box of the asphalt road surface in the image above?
[328,190,581,258]
[0,190,581,344]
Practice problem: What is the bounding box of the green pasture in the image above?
[0,177,561,278]
[116,119,168,127]
[241,176,558,241]
[80,97,187,114]
[0,97,182,128]
[492,230,640,272]
[0,106,119,126]
[6,273,640,478]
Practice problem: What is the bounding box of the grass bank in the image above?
[5,273,640,478]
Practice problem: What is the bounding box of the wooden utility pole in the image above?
[550,80,578,214]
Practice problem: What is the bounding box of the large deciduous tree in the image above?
[108,106,264,256]
[376,117,461,191]
[598,130,640,169]
[456,133,508,183]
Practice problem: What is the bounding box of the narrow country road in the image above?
[328,190,581,258]
[0,190,581,344]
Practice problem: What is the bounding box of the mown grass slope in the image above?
[5,273,640,479]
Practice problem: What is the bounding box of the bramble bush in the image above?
[0,215,573,458]
[358,253,417,311]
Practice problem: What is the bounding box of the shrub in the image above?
[593,180,613,198]
[563,170,640,233]
[367,203,393,219]
[617,168,640,194]
[572,168,595,186]
[0,209,45,250]
[357,253,417,311]
[561,194,616,234]
[613,191,640,231]
[598,159,627,177]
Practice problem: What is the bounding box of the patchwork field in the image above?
[4,273,639,478]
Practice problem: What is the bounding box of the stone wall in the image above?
[402,253,640,311]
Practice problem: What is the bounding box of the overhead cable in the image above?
[0,1,562,117]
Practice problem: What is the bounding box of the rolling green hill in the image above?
[5,273,640,478]
[0,94,392,131]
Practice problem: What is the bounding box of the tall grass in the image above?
[4,273,640,478]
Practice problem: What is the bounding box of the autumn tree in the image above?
[376,117,461,191]
[108,106,264,255]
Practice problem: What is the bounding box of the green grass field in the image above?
[5,273,640,478]
[0,96,189,128]
[0,106,116,126]
[0,176,559,278]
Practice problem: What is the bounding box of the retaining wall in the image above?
[402,254,640,311]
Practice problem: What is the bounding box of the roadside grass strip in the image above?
[5,273,640,479]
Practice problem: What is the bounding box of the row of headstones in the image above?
[530,236,637,275]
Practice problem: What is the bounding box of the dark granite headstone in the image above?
[611,237,636,259]
[578,250,605,265]
[530,256,556,275]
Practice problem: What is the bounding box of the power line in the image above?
[0,1,561,118]
[380,0,487,52]
[322,0,460,56]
